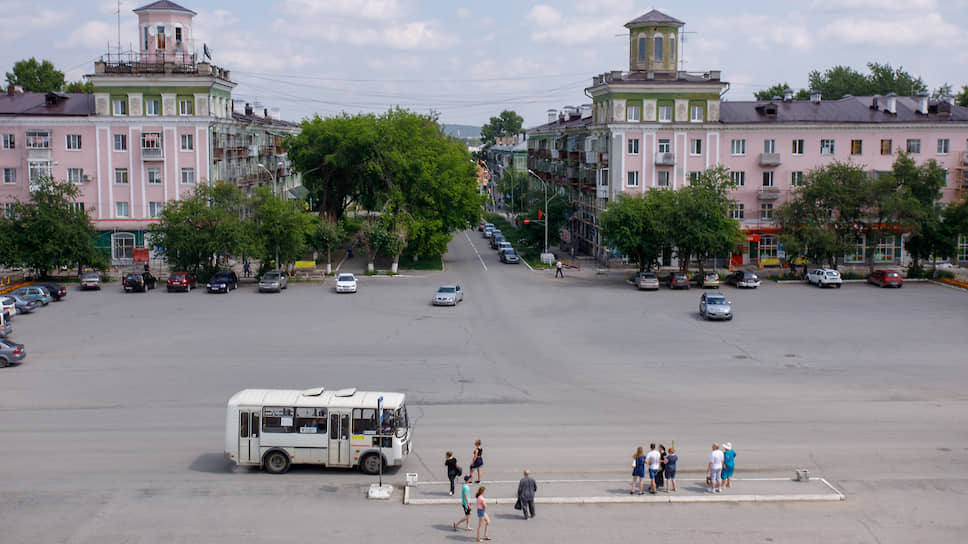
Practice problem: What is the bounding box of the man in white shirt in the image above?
[707,443,724,493]
[645,443,661,494]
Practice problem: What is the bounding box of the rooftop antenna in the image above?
[679,27,696,71]
[116,0,121,58]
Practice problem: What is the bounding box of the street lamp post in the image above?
[527,169,558,258]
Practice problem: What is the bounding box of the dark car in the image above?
[207,270,239,293]
[499,248,520,264]
[726,270,761,288]
[666,272,690,289]
[489,234,507,249]
[34,282,67,301]
[123,272,156,292]
[0,338,24,368]
[167,272,198,292]
[868,269,903,288]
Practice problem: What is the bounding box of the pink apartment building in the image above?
[526,10,968,267]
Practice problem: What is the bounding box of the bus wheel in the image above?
[264,451,290,474]
[360,453,382,475]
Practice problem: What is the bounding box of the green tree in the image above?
[5,58,65,92]
[807,62,926,100]
[0,178,104,277]
[308,218,346,274]
[480,110,524,148]
[753,83,809,101]
[600,190,672,272]
[249,186,315,269]
[64,80,95,94]
[893,153,950,271]
[932,83,953,100]
[667,166,741,275]
[956,85,968,107]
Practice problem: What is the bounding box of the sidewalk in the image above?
[404,476,844,505]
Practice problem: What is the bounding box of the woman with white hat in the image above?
[721,443,736,489]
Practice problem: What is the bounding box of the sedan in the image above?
[699,292,733,321]
[726,270,760,289]
[635,272,660,290]
[868,269,903,288]
[79,271,102,290]
[13,286,52,306]
[34,282,67,301]
[499,248,520,264]
[433,284,463,306]
[167,272,198,292]
[666,272,690,290]
[700,272,720,289]
[259,270,289,293]
[0,338,24,367]
[335,273,358,293]
[206,271,239,293]
[3,294,37,315]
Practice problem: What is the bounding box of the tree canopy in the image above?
[757,62,928,102]
[4,58,93,94]
[753,83,809,102]
[480,110,524,148]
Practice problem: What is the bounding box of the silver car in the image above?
[259,270,288,292]
[635,272,660,290]
[0,337,24,367]
[700,292,733,321]
[335,273,358,293]
[432,284,463,306]
[79,272,102,290]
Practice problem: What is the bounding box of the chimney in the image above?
[244,103,253,116]
[7,84,24,96]
[580,104,592,118]
[943,95,955,105]
[783,88,794,102]
[547,109,557,123]
[264,108,269,118]
[916,92,929,115]
[885,92,897,114]
[810,89,821,104]
[871,95,881,110]
[270,107,281,120]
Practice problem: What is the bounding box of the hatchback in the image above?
[868,269,903,288]
[700,272,720,288]
[635,272,660,290]
[726,270,760,289]
[3,294,37,315]
[34,282,67,301]
[807,268,842,288]
[666,272,690,289]
[13,286,52,306]
[167,272,198,292]
[699,292,733,321]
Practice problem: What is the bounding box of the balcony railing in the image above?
[760,153,781,166]
[655,152,675,166]
[758,188,781,200]
[142,147,164,161]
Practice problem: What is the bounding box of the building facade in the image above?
[526,10,968,267]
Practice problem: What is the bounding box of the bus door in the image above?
[238,410,260,464]
[328,411,351,466]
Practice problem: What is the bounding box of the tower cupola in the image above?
[133,0,197,63]
[625,9,684,76]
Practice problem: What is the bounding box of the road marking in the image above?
[464,231,487,271]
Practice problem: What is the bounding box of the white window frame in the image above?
[792,139,804,155]
[627,105,641,122]
[147,167,162,185]
[67,168,84,185]
[115,201,130,218]
[730,171,745,187]
[690,138,702,156]
[145,99,160,116]
[178,99,194,116]
[690,104,703,122]
[626,170,640,187]
[937,138,949,155]
[181,167,195,185]
[70,202,85,213]
[689,172,701,183]
[111,232,135,262]
[141,132,162,150]
[730,139,746,156]
[627,138,639,155]
[730,203,744,220]
[25,130,50,149]
[820,139,835,155]
[657,171,671,187]
[113,134,127,151]
[958,234,968,262]
[1,134,14,149]
[148,201,164,218]
[762,171,774,187]
[760,203,774,221]
[115,168,129,185]
[112,99,127,116]
[760,235,778,260]
[658,139,671,153]
[906,139,921,154]
[791,171,804,186]
[3,202,16,218]
[180,133,194,151]
[658,105,673,123]
[65,134,82,151]
[763,139,775,154]
[2,167,16,184]
[28,160,51,183]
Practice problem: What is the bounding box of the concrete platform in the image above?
[404,476,845,505]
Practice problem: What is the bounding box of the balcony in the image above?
[142,147,164,161]
[760,153,781,166]
[596,185,609,199]
[585,151,599,164]
[654,152,675,166]
[758,187,781,200]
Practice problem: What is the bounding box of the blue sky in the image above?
[3,0,967,128]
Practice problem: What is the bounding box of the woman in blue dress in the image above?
[721,442,736,488]
[631,446,646,495]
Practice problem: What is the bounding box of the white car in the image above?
[0,297,14,319]
[335,273,357,293]
[806,268,842,288]
[432,284,463,306]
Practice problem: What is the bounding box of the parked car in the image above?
[0,311,10,338]
[806,268,842,288]
[699,292,733,321]
[206,270,239,293]
[482,226,494,238]
[635,271,660,290]
[13,286,52,306]
[496,241,512,253]
[167,272,198,292]
[666,272,690,289]
[3,294,37,315]
[433,284,463,306]
[490,234,507,249]
[34,282,67,301]
[79,271,102,290]
[335,273,358,293]
[487,229,502,241]
[258,270,289,293]
[726,270,760,289]
[0,296,14,318]
[123,272,156,292]
[0,337,24,367]
[479,222,493,232]
[699,272,720,289]
[499,248,520,264]
[868,269,903,288]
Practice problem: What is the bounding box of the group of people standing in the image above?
[707,442,736,493]
[631,443,677,495]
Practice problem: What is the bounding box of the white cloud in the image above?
[528,4,562,27]
[56,21,115,50]
[0,5,69,44]
[527,5,625,45]
[281,0,409,21]
[456,8,471,19]
[820,13,963,46]
[272,17,457,50]
[808,0,936,10]
[713,14,812,51]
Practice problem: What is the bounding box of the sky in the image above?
[3,0,968,129]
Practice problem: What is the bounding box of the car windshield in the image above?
[886,272,899,277]
[263,273,280,280]
[213,274,231,281]
[438,286,456,293]
[506,251,516,256]
[171,274,184,280]
[706,273,717,278]
[707,296,727,304]
[338,275,354,282]
[644,273,656,279]
[125,274,140,280]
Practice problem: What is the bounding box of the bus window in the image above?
[251,414,259,437]
[296,407,327,433]
[240,412,249,438]
[262,407,295,433]
[353,408,377,434]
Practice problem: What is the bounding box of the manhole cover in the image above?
[733,355,748,359]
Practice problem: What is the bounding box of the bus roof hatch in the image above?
[301,387,325,396]
[333,388,357,397]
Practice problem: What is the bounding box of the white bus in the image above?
[225,387,412,475]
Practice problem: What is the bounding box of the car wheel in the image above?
[167,287,172,293]
[0,358,8,368]
[727,315,733,321]
[360,453,382,475]
[836,284,841,288]
[263,451,291,474]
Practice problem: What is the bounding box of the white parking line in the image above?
[464,231,487,271]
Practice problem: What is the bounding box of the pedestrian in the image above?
[243,262,250,277]
[645,443,661,494]
[655,444,667,490]
[475,486,492,542]
[722,442,736,488]
[347,245,353,259]
[143,262,150,273]
[631,446,646,495]
[664,446,678,492]
[445,451,460,496]
[516,469,537,520]
[453,475,473,532]
[470,439,484,483]
[555,259,564,278]
[708,443,724,493]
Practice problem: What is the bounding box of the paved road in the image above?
[1,231,966,543]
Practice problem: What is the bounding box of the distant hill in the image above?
[441,124,481,140]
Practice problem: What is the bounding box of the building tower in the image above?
[625,9,684,76]
[134,0,196,64]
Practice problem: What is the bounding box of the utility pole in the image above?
[528,169,559,257]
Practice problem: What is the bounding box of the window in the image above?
[759,235,778,260]
[178,99,193,116]
[880,139,892,155]
[181,168,195,185]
[145,99,160,116]
[352,408,379,434]
[67,168,84,184]
[3,202,16,218]
[763,139,775,153]
[820,139,835,155]
[760,203,774,220]
[937,138,950,154]
[658,139,671,153]
[147,167,162,185]
[627,170,640,187]
[141,132,161,149]
[115,201,130,218]
[792,139,804,155]
[1,134,13,149]
[70,202,85,213]
[638,37,646,61]
[658,105,672,122]
[180,133,194,151]
[65,134,82,150]
[262,407,296,433]
[846,237,865,263]
[762,171,774,187]
[627,138,639,155]
[175,26,182,43]
[654,36,663,61]
[297,408,329,434]
[25,130,50,149]
[112,232,134,262]
[112,98,127,116]
[115,168,129,185]
[148,201,164,218]
[959,235,968,262]
[690,104,704,122]
[156,25,166,49]
[850,139,862,155]
[690,138,702,156]
[730,203,744,220]
[28,160,50,183]
[143,26,149,50]
[730,171,745,187]
[730,139,746,155]
[689,171,701,183]
[791,171,804,186]
[113,134,127,151]
[657,171,670,187]
[2,168,15,184]
[874,235,898,262]
[906,139,920,154]
[627,105,640,122]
